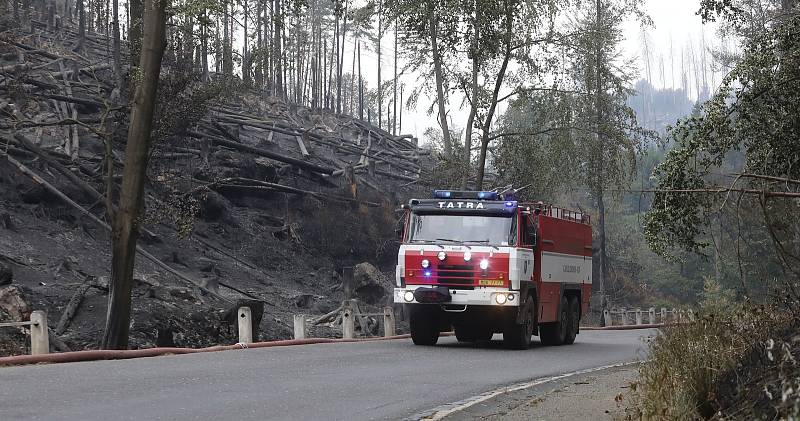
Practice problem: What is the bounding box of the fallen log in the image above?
[38,93,104,109]
[205,177,381,207]
[55,278,94,335]
[51,63,112,78]
[186,130,336,175]
[13,134,104,204]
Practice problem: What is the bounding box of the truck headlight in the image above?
[404,291,415,302]
[495,293,507,305]
[421,259,430,268]
[463,251,471,261]
[437,251,447,261]
[479,259,489,270]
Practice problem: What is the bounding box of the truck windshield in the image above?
[407,214,516,246]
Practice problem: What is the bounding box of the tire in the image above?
[540,296,569,346]
[563,296,580,345]
[503,296,535,350]
[410,305,440,346]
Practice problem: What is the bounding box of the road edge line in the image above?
[409,360,641,421]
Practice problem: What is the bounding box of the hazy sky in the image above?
[383,0,723,140]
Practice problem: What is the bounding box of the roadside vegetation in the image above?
[630,280,799,419]
[627,0,800,419]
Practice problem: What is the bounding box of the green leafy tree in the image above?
[644,1,800,297]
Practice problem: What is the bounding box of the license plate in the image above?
[478,279,504,286]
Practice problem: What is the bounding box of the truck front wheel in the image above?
[503,296,535,350]
[410,305,440,346]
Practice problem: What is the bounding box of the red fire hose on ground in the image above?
[0,324,660,367]
[0,334,423,367]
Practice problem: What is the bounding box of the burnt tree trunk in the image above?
[430,10,451,156]
[101,0,167,350]
[128,0,143,71]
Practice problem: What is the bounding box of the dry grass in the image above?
[628,279,798,420]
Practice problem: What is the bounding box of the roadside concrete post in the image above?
[342,301,355,339]
[293,314,307,340]
[383,306,395,337]
[679,309,684,322]
[648,308,656,324]
[671,308,677,323]
[603,309,612,326]
[661,308,667,323]
[620,308,628,325]
[237,306,253,344]
[635,308,642,325]
[687,309,695,321]
[29,310,49,355]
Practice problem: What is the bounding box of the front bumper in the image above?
[393,287,519,307]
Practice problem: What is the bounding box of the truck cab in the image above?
[394,190,592,349]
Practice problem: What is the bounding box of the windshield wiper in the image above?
[408,239,445,249]
[463,239,500,251]
[434,238,473,250]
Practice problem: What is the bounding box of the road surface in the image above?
[0,330,653,421]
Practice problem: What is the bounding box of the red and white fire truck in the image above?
[394,190,592,349]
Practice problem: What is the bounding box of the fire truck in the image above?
[393,190,592,349]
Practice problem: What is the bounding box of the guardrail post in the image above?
[620,307,628,325]
[660,308,667,323]
[29,310,49,355]
[383,306,395,337]
[293,314,307,340]
[237,306,253,344]
[635,308,643,325]
[678,309,684,322]
[687,309,695,321]
[671,308,678,323]
[603,309,612,326]
[342,301,354,339]
[648,308,656,324]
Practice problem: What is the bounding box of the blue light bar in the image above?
[433,190,499,200]
[434,190,452,198]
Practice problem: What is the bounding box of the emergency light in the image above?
[433,190,499,200]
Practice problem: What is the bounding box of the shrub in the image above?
[629,298,791,420]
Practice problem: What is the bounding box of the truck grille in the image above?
[435,264,475,289]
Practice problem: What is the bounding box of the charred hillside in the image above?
[0,20,433,355]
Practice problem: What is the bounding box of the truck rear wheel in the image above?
[503,296,535,350]
[540,297,569,346]
[563,296,580,345]
[410,305,440,346]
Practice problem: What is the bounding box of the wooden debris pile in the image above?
[1,23,429,208]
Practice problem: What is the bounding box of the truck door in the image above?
[517,214,535,282]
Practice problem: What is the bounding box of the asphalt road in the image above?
[0,330,654,421]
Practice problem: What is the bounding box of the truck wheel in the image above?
[563,297,580,345]
[410,306,440,346]
[503,296,535,350]
[540,297,569,346]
